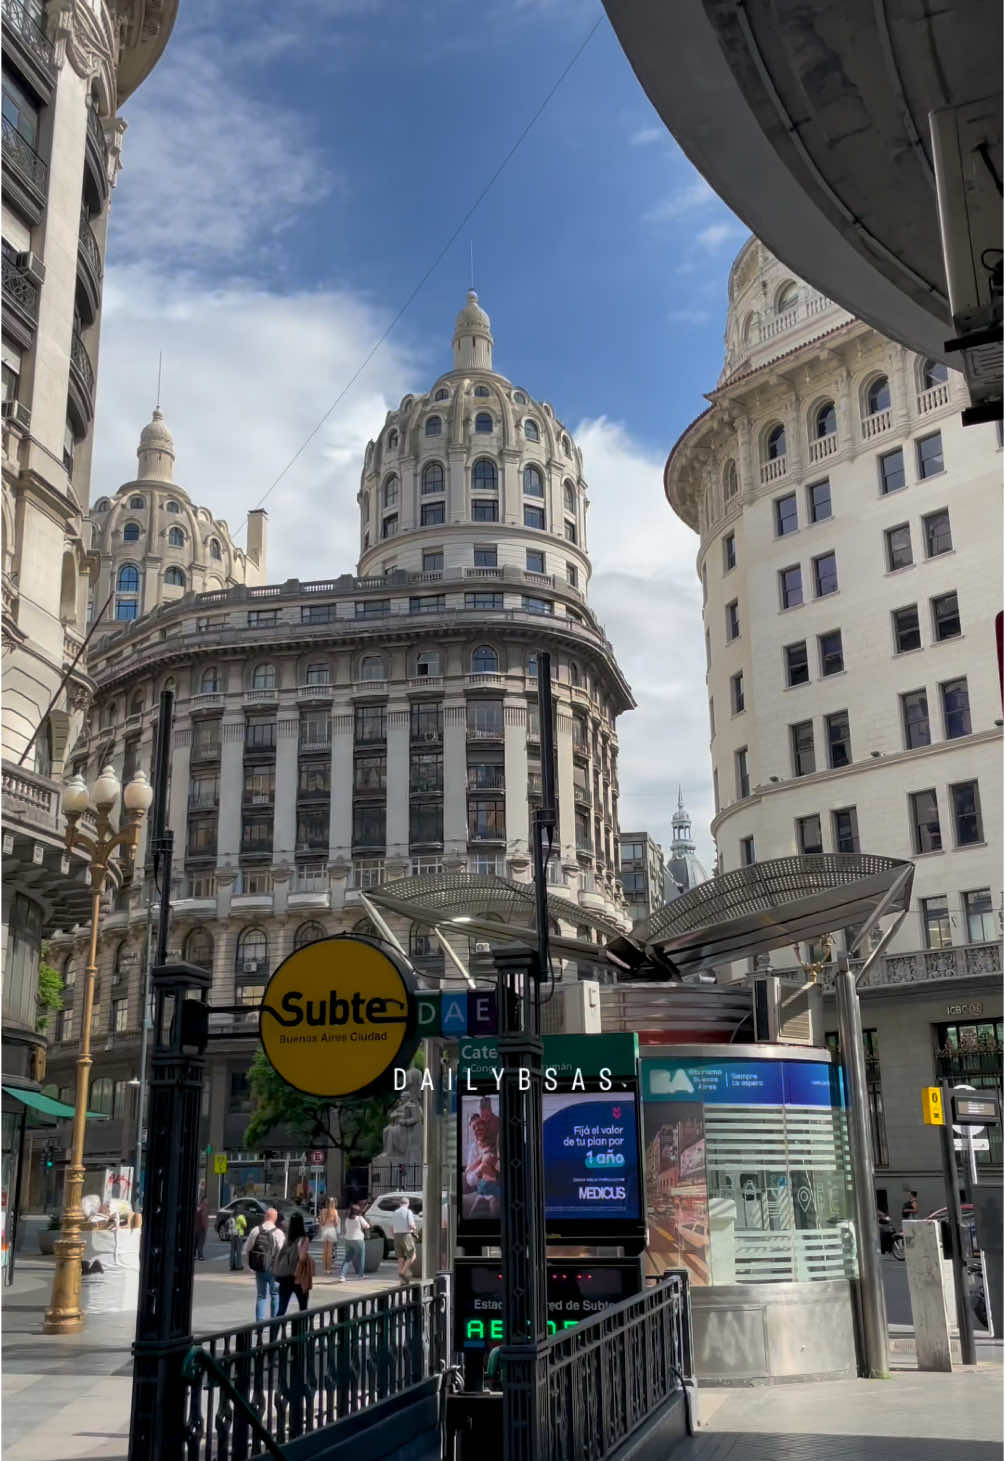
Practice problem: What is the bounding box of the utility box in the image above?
[903,1220,952,1371]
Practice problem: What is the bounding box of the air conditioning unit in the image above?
[752,975,822,1046]
[15,251,45,285]
[1,399,31,430]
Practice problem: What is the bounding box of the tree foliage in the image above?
[244,1046,403,1165]
[36,942,63,1034]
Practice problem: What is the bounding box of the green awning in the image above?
[2,1086,109,1121]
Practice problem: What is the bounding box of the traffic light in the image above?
[44,1147,54,1169]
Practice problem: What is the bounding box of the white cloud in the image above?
[643,177,716,224]
[695,222,745,252]
[575,418,714,867]
[629,126,665,146]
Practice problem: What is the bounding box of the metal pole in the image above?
[422,1037,443,1282]
[7,1105,27,1287]
[134,894,155,1209]
[938,1080,977,1364]
[135,693,173,1210]
[835,957,890,1377]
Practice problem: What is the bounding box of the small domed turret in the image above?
[137,408,175,483]
[452,290,493,372]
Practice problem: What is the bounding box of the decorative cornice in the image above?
[49,0,117,112]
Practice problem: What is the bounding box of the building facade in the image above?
[44,292,636,1195]
[1,0,176,1112]
[618,831,665,925]
[664,237,1002,1208]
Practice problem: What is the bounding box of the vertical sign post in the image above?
[938,1079,977,1365]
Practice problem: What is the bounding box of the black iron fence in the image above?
[546,1271,693,1461]
[181,1276,449,1459]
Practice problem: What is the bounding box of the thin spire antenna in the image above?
[155,352,163,411]
[469,240,474,291]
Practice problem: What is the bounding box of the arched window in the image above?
[94,498,110,512]
[294,921,326,950]
[123,521,140,542]
[776,281,799,313]
[252,663,276,690]
[435,388,450,401]
[527,653,538,678]
[184,927,214,969]
[236,927,268,974]
[524,419,540,442]
[866,375,891,415]
[164,566,185,587]
[387,429,398,451]
[305,662,330,685]
[815,400,837,438]
[360,655,386,681]
[474,412,493,434]
[765,423,786,460]
[561,434,571,455]
[724,461,738,499]
[563,481,576,512]
[129,496,144,509]
[130,690,144,715]
[209,537,222,559]
[118,564,140,591]
[523,464,544,497]
[923,358,948,389]
[513,391,526,405]
[569,660,582,687]
[472,645,498,674]
[742,313,756,343]
[166,501,181,514]
[472,459,497,492]
[200,667,219,693]
[168,526,184,547]
[382,475,399,509]
[421,461,444,496]
[474,385,491,398]
[425,415,442,437]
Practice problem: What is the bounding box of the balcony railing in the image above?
[291,867,327,894]
[861,406,892,439]
[408,675,443,690]
[1,243,39,322]
[918,382,950,414]
[759,454,787,484]
[2,762,59,832]
[69,328,95,401]
[244,686,277,703]
[776,940,1001,992]
[297,682,332,698]
[350,859,385,890]
[1,114,48,194]
[2,0,56,67]
[85,105,108,180]
[808,431,838,463]
[77,208,103,282]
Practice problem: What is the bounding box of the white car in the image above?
[362,1192,424,1256]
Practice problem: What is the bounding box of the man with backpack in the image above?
[242,1206,285,1320]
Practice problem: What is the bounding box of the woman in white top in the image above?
[339,1204,370,1282]
[319,1198,339,1275]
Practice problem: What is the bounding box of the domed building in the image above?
[663,790,711,900]
[44,294,635,1195]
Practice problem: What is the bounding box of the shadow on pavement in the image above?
[674,1435,1001,1460]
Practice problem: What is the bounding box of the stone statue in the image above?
[378,1071,423,1176]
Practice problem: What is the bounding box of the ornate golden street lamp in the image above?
[42,766,153,1335]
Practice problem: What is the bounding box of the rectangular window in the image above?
[950,780,983,846]
[298,763,329,797]
[410,702,443,741]
[785,641,809,687]
[522,595,552,614]
[730,670,744,714]
[524,505,545,530]
[825,709,851,768]
[468,799,505,841]
[566,562,578,587]
[791,720,815,776]
[916,431,944,479]
[247,609,278,627]
[187,817,216,855]
[885,524,913,571]
[964,889,996,943]
[111,998,128,1034]
[923,895,952,949]
[304,663,331,685]
[300,604,338,624]
[901,690,931,749]
[808,479,832,523]
[735,746,749,799]
[355,599,390,618]
[775,493,798,536]
[468,760,505,791]
[813,551,838,596]
[354,705,386,743]
[410,752,443,793]
[941,677,971,739]
[832,807,860,854]
[931,591,961,641]
[422,549,443,572]
[796,813,823,855]
[909,788,942,853]
[300,710,329,748]
[243,768,275,804]
[409,594,445,613]
[467,700,504,737]
[465,591,503,610]
[780,565,803,609]
[420,501,444,527]
[381,514,398,538]
[923,509,952,557]
[473,499,499,523]
[409,803,443,845]
[352,804,386,848]
[190,773,219,808]
[525,549,545,573]
[297,809,329,847]
[818,630,843,677]
[725,599,740,640]
[244,720,276,750]
[564,519,577,543]
[892,604,921,653]
[353,753,386,793]
[241,815,272,851]
[723,532,736,571]
[879,447,906,494]
[740,835,755,866]
[468,546,496,570]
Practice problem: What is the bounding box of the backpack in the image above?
[248,1226,280,1274]
[272,1239,300,1280]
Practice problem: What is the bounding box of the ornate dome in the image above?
[452,289,494,373]
[137,408,175,483]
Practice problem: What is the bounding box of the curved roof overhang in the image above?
[602,0,998,366]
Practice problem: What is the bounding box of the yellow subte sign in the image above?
[259,934,418,1099]
[922,1086,944,1126]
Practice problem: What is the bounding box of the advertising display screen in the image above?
[457,1089,644,1242]
[453,1258,642,1349]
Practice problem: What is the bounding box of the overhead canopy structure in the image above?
[1,1086,108,1123]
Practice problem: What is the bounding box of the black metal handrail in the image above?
[70,328,95,400]
[78,207,103,281]
[545,1271,693,1461]
[1,0,55,68]
[86,104,109,179]
[1,242,39,321]
[1,113,48,192]
[182,1276,450,1459]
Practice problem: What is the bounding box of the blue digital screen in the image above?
[643,1058,844,1108]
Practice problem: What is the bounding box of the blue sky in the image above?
[94,0,749,867]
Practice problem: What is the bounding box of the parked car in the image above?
[215,1197,318,1242]
[362,1192,424,1257]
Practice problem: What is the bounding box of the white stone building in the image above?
[664,237,1002,1203]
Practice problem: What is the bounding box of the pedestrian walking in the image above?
[243,1206,285,1321]
[275,1212,314,1314]
[390,1196,418,1281]
[194,1194,209,1261]
[901,1190,919,1220]
[227,1210,247,1270]
[319,1198,339,1276]
[339,1203,369,1282]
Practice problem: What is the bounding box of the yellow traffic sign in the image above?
[213,1154,228,1175]
[259,934,418,1099]
[922,1086,944,1125]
